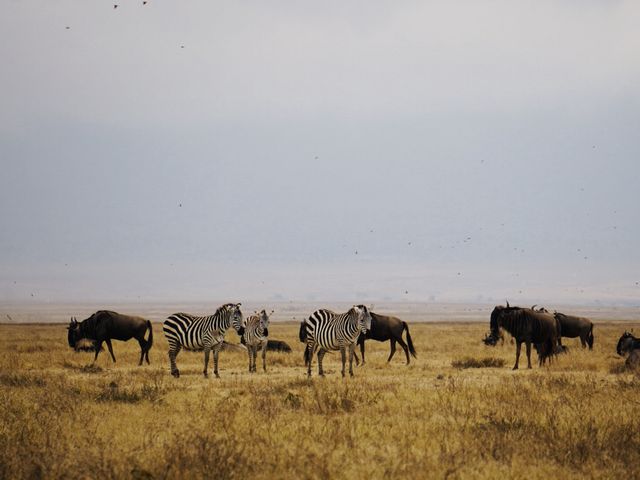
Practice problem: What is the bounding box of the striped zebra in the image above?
[242,309,272,373]
[301,305,372,377]
[162,303,243,378]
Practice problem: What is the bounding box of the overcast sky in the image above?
[1,1,639,305]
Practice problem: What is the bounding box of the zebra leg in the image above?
[169,344,181,377]
[525,341,532,369]
[262,341,267,372]
[349,343,355,377]
[203,346,211,378]
[307,342,315,377]
[513,341,522,370]
[318,349,326,377]
[213,344,221,378]
[251,346,256,373]
[247,346,252,373]
[340,345,346,377]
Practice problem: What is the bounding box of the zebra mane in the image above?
[216,303,239,316]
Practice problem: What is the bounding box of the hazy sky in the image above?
[1,1,639,305]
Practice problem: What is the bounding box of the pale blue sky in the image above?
[1,1,639,304]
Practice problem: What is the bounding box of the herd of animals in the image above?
[65,302,640,376]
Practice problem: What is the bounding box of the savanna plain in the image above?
[1,309,639,480]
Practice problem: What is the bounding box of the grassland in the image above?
[0,319,638,479]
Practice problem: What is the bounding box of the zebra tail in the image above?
[146,320,153,349]
[403,322,417,359]
[298,321,307,343]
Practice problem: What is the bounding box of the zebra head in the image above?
[230,303,244,334]
[259,309,272,330]
[353,305,372,334]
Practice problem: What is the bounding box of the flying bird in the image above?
[114,4,118,8]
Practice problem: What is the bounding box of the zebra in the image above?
[162,303,243,378]
[301,305,372,377]
[241,309,271,373]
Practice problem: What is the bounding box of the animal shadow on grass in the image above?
[62,360,103,374]
[451,357,506,369]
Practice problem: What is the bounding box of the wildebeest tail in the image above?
[298,321,307,343]
[587,324,594,350]
[145,320,153,349]
[403,321,417,359]
[539,336,556,365]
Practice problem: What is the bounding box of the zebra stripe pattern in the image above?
[242,310,271,373]
[162,303,243,378]
[303,305,371,377]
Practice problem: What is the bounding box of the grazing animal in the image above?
[483,329,505,346]
[67,311,153,365]
[162,303,243,378]
[356,312,417,365]
[486,304,560,370]
[301,305,372,377]
[242,310,271,373]
[616,331,640,369]
[553,312,594,349]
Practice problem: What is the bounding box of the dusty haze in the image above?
[1,1,639,306]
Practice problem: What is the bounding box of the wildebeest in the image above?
[355,312,416,365]
[553,311,594,349]
[486,303,560,370]
[616,331,640,369]
[67,311,153,365]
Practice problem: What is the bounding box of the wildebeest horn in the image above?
[506,300,510,308]
[531,304,537,310]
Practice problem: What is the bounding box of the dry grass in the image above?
[0,320,638,479]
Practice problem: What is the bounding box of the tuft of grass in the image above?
[0,372,47,387]
[452,356,506,369]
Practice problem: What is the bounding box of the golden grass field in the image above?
[1,317,639,479]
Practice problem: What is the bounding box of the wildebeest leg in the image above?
[145,348,150,365]
[348,343,355,377]
[580,335,587,348]
[340,345,347,377]
[525,341,532,369]
[93,340,103,363]
[513,341,522,370]
[262,341,267,372]
[387,339,397,363]
[396,336,410,365]
[105,339,116,362]
[138,339,145,366]
[359,337,366,365]
[318,349,326,377]
[203,346,211,378]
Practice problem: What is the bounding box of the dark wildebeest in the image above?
[67,311,153,365]
[553,311,594,349]
[355,312,417,365]
[616,331,640,369]
[486,304,560,370]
